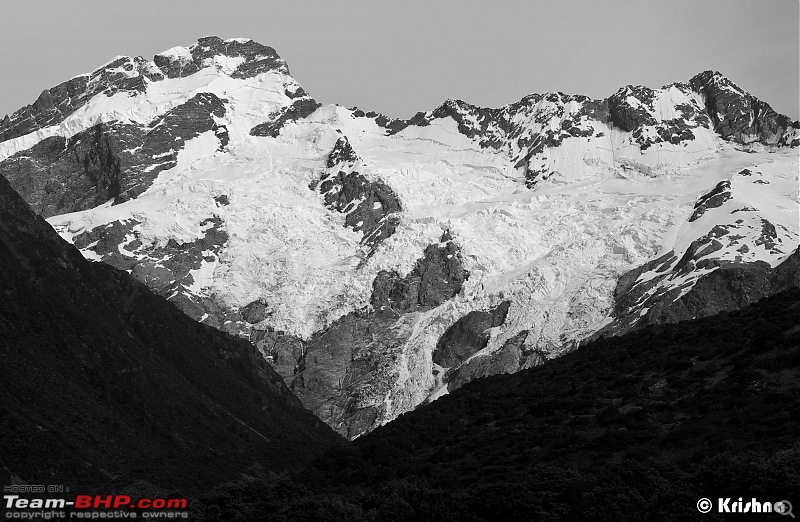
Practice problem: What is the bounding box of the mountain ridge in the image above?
[1,36,797,438]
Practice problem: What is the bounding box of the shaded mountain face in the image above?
[0,173,340,493]
[1,93,229,217]
[191,289,800,521]
[1,36,798,438]
[598,247,799,338]
[253,230,470,438]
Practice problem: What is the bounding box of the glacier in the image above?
[0,37,797,437]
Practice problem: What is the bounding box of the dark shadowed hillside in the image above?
[0,173,341,495]
[192,288,800,521]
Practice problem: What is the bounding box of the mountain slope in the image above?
[1,37,798,437]
[191,288,800,521]
[0,172,340,493]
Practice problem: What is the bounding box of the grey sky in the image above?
[1,0,798,120]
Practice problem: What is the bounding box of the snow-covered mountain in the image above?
[1,37,798,438]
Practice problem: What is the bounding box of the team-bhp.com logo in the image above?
[697,497,794,517]
[4,493,189,518]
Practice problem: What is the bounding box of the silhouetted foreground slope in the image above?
[0,173,340,494]
[193,288,800,521]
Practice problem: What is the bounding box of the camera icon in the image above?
[697,498,713,513]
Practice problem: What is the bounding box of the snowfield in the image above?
[3,40,794,430]
[49,100,799,415]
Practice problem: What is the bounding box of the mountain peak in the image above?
[0,36,295,144]
[152,35,289,79]
[690,69,747,96]
[689,69,798,146]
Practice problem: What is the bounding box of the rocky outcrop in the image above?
[371,232,469,317]
[445,330,549,392]
[285,311,403,439]
[312,136,403,251]
[251,310,409,440]
[170,36,289,80]
[0,56,155,143]
[0,92,227,217]
[0,37,288,143]
[599,247,800,337]
[249,98,321,137]
[349,107,409,134]
[248,237,470,439]
[240,299,270,324]
[321,171,402,249]
[325,134,360,167]
[689,180,732,222]
[607,85,709,150]
[357,71,797,189]
[433,301,510,368]
[690,70,798,147]
[250,327,306,379]
[0,124,134,217]
[72,214,233,328]
[606,86,655,132]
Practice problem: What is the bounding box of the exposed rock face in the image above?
[312,136,403,250]
[158,35,290,80]
[240,299,270,324]
[0,93,227,217]
[689,180,732,222]
[433,301,510,368]
[250,327,305,379]
[71,215,234,328]
[690,70,799,147]
[349,107,409,134]
[378,72,797,188]
[0,127,126,217]
[249,310,394,440]
[0,37,288,143]
[286,311,402,439]
[599,247,800,337]
[608,85,709,150]
[371,233,469,316]
[444,330,548,392]
[592,159,799,339]
[250,237,470,439]
[0,56,156,143]
[325,134,360,167]
[249,98,321,137]
[146,91,228,157]
[382,87,712,187]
